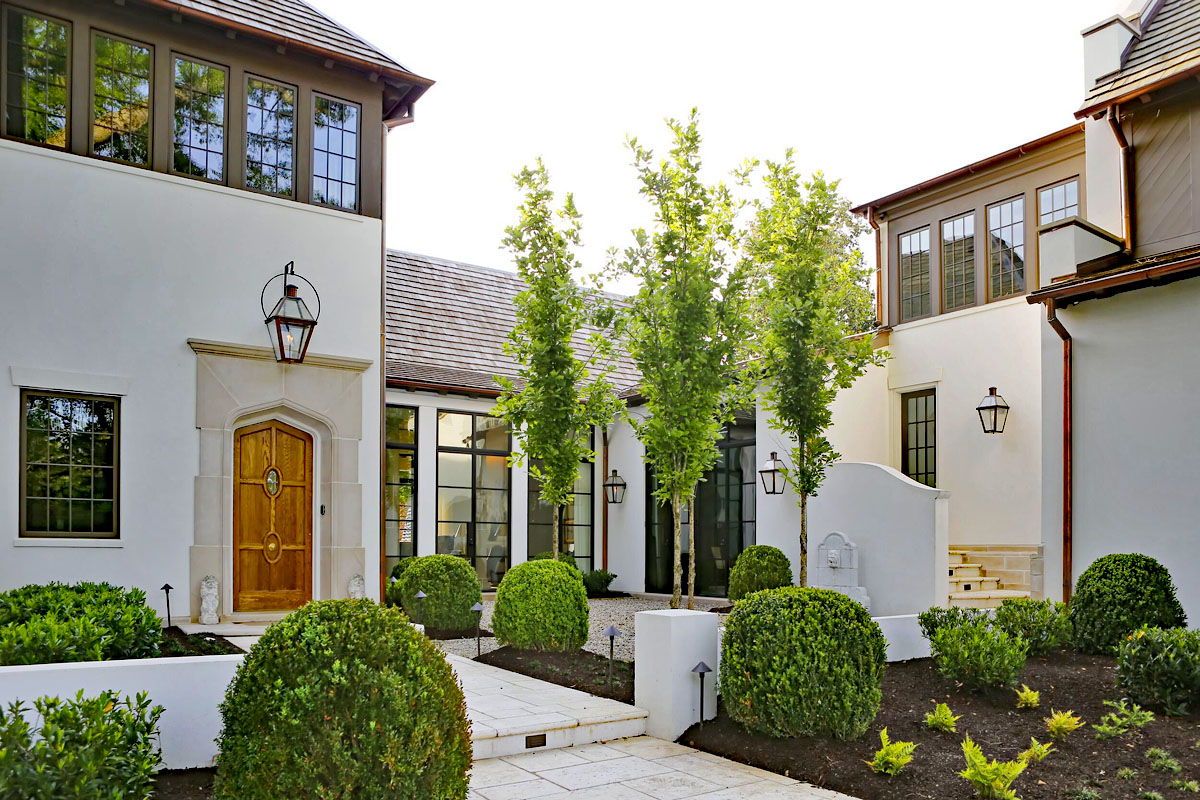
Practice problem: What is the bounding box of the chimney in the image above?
[1080,13,1139,91]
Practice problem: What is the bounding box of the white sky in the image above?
[310,0,1119,290]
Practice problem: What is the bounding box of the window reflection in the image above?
[384,406,417,574]
[988,197,1025,298]
[4,9,69,147]
[436,412,510,587]
[941,214,975,312]
[899,228,931,321]
[245,76,294,196]
[173,57,225,181]
[92,33,151,164]
[528,432,595,571]
[1038,179,1079,226]
[312,95,358,210]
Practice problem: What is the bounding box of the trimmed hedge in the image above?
[931,617,1027,690]
[492,560,589,652]
[530,551,579,571]
[720,587,886,739]
[1070,554,1186,654]
[1116,626,1200,716]
[389,555,482,632]
[727,545,792,603]
[0,690,163,800]
[215,600,470,800]
[993,598,1070,656]
[0,582,162,665]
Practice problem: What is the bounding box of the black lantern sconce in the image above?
[976,387,1010,434]
[758,451,787,495]
[602,469,627,504]
[261,261,320,364]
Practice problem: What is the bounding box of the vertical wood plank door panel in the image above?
[234,420,313,612]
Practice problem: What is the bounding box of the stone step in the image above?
[949,589,1031,609]
[949,576,1000,592]
[949,564,982,577]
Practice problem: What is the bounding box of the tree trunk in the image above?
[551,504,560,559]
[671,491,682,609]
[799,490,808,587]
[687,496,696,609]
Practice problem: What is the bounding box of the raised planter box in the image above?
[0,654,243,769]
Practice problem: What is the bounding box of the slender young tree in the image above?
[495,160,624,559]
[749,155,884,585]
[610,112,756,608]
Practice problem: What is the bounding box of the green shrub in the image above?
[214,600,469,800]
[1045,709,1084,741]
[1117,767,1138,780]
[1172,779,1200,792]
[391,554,482,631]
[492,560,588,652]
[0,582,161,664]
[1018,737,1054,765]
[727,545,792,603]
[530,551,579,571]
[993,598,1070,656]
[867,728,916,775]
[581,569,617,597]
[1116,626,1200,715]
[1070,554,1186,654]
[1015,684,1040,709]
[925,702,961,733]
[0,690,163,800]
[720,587,886,739]
[931,618,1027,690]
[918,606,987,642]
[391,558,413,581]
[958,734,1026,799]
[1093,699,1154,739]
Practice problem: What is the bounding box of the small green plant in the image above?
[1015,684,1040,709]
[581,569,617,597]
[1045,709,1085,740]
[1145,747,1182,774]
[925,702,961,733]
[1117,767,1138,780]
[1066,789,1103,800]
[932,618,1028,690]
[1172,779,1200,792]
[1139,791,1165,800]
[1018,737,1055,765]
[1094,700,1155,739]
[866,727,917,776]
[727,545,792,602]
[959,734,1026,799]
[993,597,1071,656]
[918,606,988,641]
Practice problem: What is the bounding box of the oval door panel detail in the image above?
[265,468,281,497]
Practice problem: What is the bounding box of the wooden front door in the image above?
[234,420,313,612]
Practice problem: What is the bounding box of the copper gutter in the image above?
[1045,300,1073,602]
[1077,61,1200,119]
[1030,252,1200,305]
[867,206,883,326]
[385,378,503,398]
[1106,105,1134,256]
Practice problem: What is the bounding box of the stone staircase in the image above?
[948,548,1036,609]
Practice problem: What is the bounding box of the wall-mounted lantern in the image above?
[758,451,787,495]
[976,387,1011,434]
[603,469,627,504]
[261,261,320,363]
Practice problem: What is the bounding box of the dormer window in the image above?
[2,8,71,148]
[91,32,152,165]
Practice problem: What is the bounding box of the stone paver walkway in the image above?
[470,736,856,800]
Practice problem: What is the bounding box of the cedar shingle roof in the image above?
[385,251,641,397]
[1081,0,1200,114]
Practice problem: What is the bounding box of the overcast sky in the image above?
[311,0,1118,289]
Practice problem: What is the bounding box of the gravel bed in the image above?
[436,594,726,661]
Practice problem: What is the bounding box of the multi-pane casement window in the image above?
[91,32,152,165]
[21,391,118,538]
[384,406,418,575]
[901,389,935,487]
[899,228,931,321]
[312,94,359,211]
[1038,179,1079,225]
[2,7,70,147]
[245,75,295,197]
[528,432,594,572]
[172,56,226,182]
[436,412,511,588]
[941,213,975,312]
[988,196,1026,299]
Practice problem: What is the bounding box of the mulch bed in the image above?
[682,651,1200,799]
[153,769,214,799]
[477,645,633,704]
[423,625,495,641]
[159,627,242,657]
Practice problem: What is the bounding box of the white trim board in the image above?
[9,366,130,396]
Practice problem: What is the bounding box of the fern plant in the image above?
[1018,737,1055,765]
[926,702,962,733]
[866,728,917,776]
[959,734,1026,799]
[1045,709,1085,741]
[1015,684,1040,709]
[1094,699,1154,739]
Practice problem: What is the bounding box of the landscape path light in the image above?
[604,624,621,685]
[976,386,1011,434]
[415,590,427,627]
[472,602,485,657]
[692,661,712,724]
[161,583,174,628]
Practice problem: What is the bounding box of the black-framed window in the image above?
[528,430,594,572]
[245,74,295,197]
[91,31,151,165]
[384,405,417,576]
[899,227,931,321]
[436,411,510,588]
[988,196,1025,299]
[2,6,70,148]
[901,389,936,487]
[312,93,358,211]
[171,54,226,182]
[941,213,975,312]
[1038,179,1079,226]
[20,390,119,538]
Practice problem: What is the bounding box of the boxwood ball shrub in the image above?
[530,551,579,571]
[393,554,482,631]
[215,600,470,800]
[492,559,589,652]
[931,617,1028,690]
[1117,626,1200,716]
[720,586,886,739]
[1070,554,1186,654]
[727,545,793,603]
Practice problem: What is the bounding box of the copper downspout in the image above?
[601,427,610,572]
[867,206,883,326]
[379,123,389,601]
[1045,299,1073,602]
[1107,104,1134,256]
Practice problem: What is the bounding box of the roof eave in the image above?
[1076,60,1200,118]
[1027,252,1200,305]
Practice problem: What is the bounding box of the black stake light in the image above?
[692,661,712,724]
[415,590,427,627]
[161,583,174,628]
[472,602,484,657]
[604,625,621,685]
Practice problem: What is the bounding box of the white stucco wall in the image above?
[0,140,382,616]
[1039,279,1200,618]
[827,297,1043,546]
